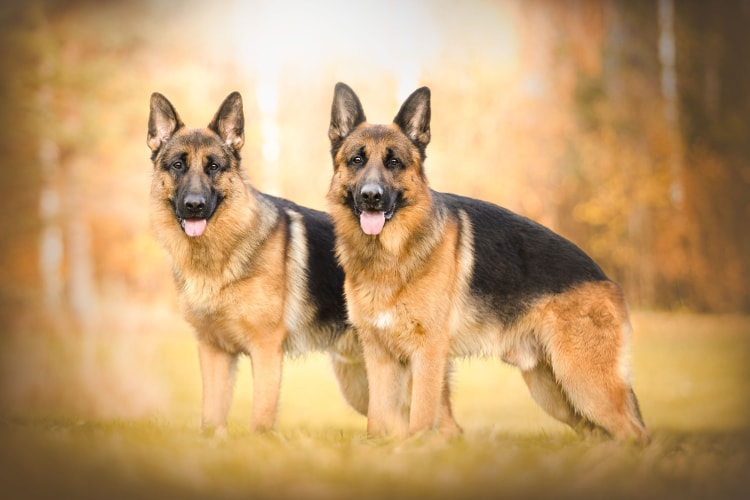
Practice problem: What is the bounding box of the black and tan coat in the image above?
[327,83,648,443]
[148,92,367,434]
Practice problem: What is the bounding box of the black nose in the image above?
[184,194,206,215]
[360,183,383,205]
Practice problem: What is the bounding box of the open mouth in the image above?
[178,217,207,238]
[354,205,395,236]
[172,195,222,238]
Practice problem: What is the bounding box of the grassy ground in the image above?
[1,312,748,499]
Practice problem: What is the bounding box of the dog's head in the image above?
[147,92,245,238]
[327,83,432,237]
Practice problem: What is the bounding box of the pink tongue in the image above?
[184,219,207,237]
[360,211,386,235]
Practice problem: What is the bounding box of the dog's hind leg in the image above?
[331,359,369,415]
[543,285,649,444]
[553,359,648,443]
[329,328,369,416]
[437,361,463,436]
[198,340,238,436]
[521,361,599,437]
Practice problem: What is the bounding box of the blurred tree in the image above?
[562,0,750,312]
[556,0,668,308]
[675,1,750,311]
[1,0,748,334]
[0,3,47,331]
[36,14,64,317]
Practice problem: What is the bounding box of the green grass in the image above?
[1,312,749,499]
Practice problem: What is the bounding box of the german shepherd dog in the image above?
[326,83,649,443]
[148,92,368,434]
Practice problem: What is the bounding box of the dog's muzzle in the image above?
[353,183,396,236]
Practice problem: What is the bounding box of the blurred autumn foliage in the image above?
[0,0,748,336]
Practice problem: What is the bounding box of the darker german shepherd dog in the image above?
[148,92,368,434]
[326,83,649,443]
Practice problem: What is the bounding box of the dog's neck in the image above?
[166,182,280,296]
[339,194,448,289]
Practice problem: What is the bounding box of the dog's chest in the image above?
[347,276,453,357]
[179,268,286,353]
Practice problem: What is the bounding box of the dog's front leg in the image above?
[197,339,238,436]
[248,331,284,432]
[408,339,450,436]
[362,336,408,438]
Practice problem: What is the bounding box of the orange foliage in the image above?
[0,0,748,334]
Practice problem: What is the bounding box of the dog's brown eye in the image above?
[172,161,183,170]
[388,158,401,168]
[208,162,219,171]
[351,155,363,166]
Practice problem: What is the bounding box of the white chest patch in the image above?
[371,311,395,330]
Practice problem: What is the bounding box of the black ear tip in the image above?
[223,92,243,109]
[334,82,355,95]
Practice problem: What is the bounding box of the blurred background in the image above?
[0,0,748,420]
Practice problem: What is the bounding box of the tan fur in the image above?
[149,93,368,435]
[327,85,647,443]
[327,126,465,438]
[150,130,286,432]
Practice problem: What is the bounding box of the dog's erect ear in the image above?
[148,93,184,153]
[208,91,245,151]
[329,82,366,151]
[393,87,431,150]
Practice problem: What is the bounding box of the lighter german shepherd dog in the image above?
[326,83,649,443]
[148,91,369,434]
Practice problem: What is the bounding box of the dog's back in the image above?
[257,193,348,353]
[438,191,608,324]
